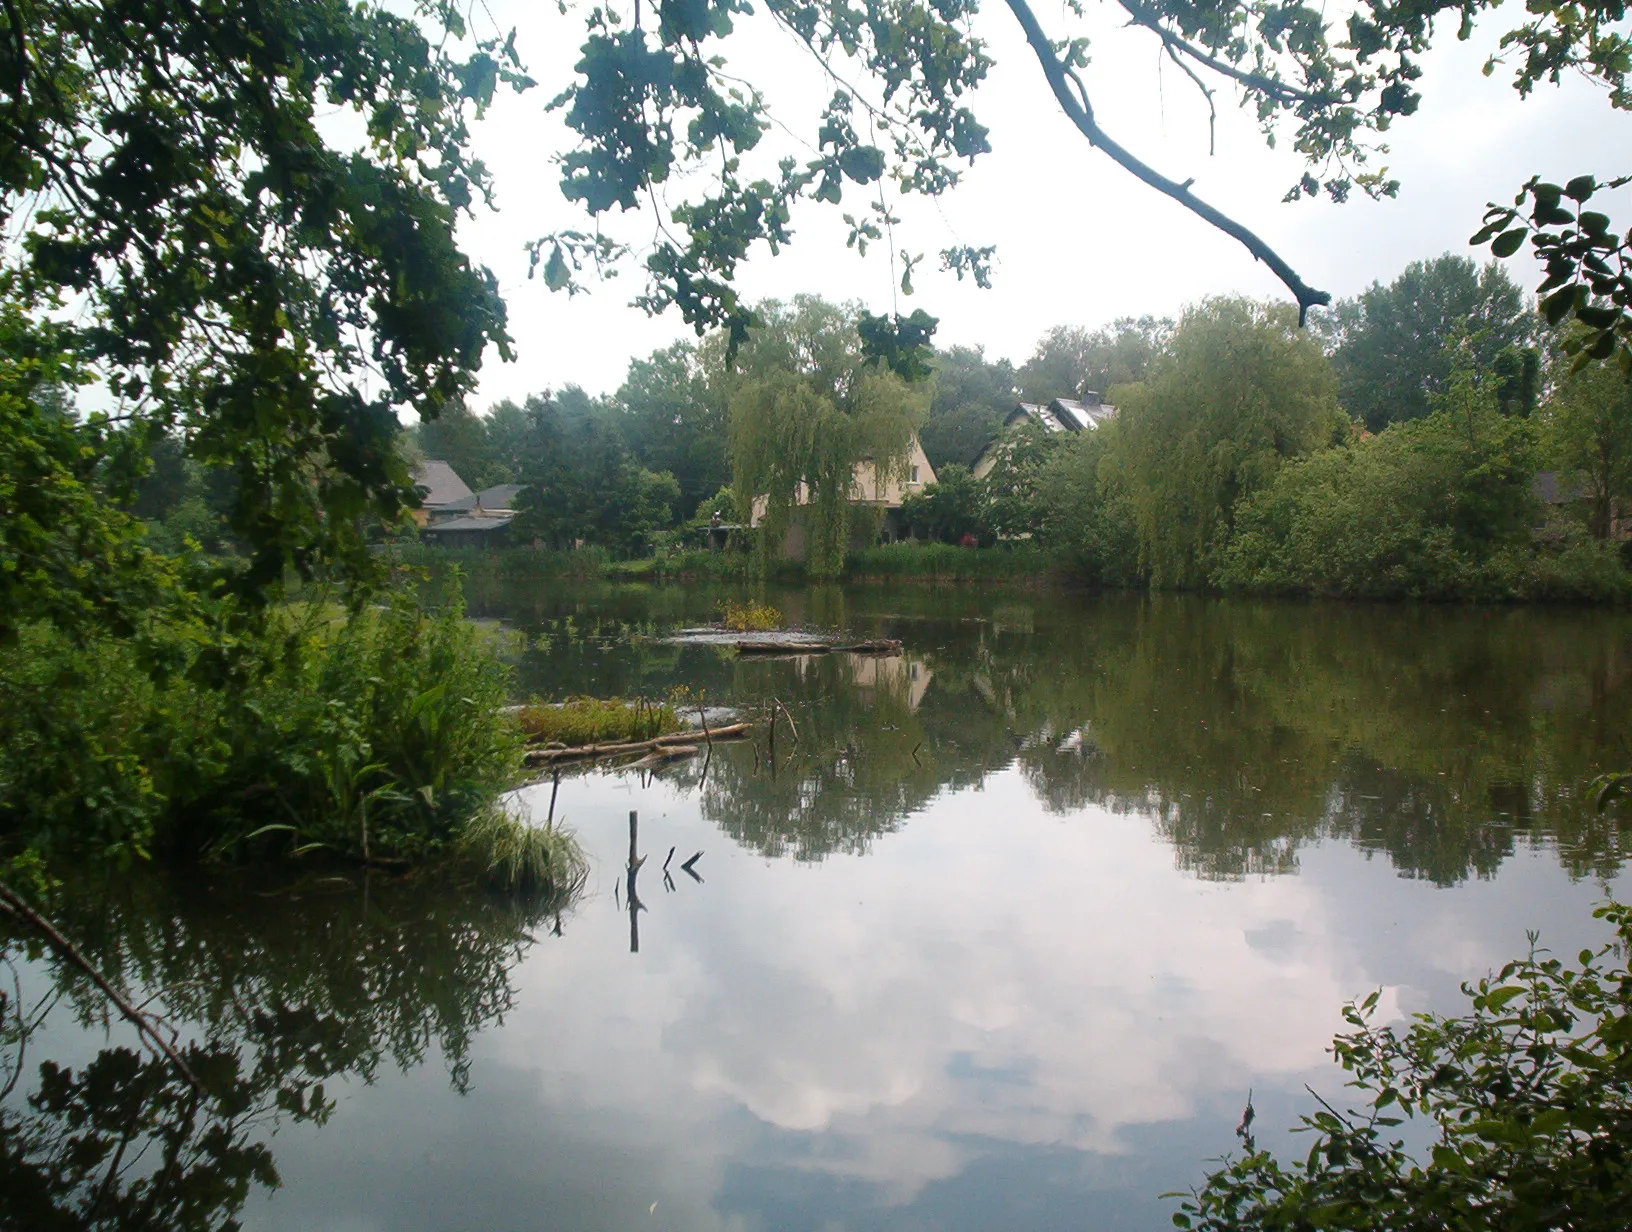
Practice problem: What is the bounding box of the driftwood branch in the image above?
[524,723,753,764]
[1004,0,1330,323]
[0,882,201,1092]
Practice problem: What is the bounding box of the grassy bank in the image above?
[846,542,1067,585]
[391,536,1632,604]
[399,541,1074,587]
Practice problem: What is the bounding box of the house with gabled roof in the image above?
[410,460,475,526]
[748,433,938,557]
[969,395,1117,479]
[411,461,525,546]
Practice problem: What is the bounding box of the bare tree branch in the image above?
[0,881,201,1092]
[1004,0,1330,323]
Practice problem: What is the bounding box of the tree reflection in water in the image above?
[0,869,569,1230]
[570,590,1632,886]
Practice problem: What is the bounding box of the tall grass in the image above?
[457,809,589,896]
[846,541,1067,584]
[380,542,612,583]
[517,697,684,746]
[720,599,783,631]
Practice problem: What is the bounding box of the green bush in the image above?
[1176,902,1632,1232]
[0,589,543,871]
[1212,406,1616,601]
[1036,430,1143,588]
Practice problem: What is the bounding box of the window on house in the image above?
[910,465,920,483]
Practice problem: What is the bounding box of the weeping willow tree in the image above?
[727,298,928,579]
[1109,298,1344,588]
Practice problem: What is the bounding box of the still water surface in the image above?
[9,584,1632,1231]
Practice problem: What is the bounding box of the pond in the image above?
[6,583,1632,1231]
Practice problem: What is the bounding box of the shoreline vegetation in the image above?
[0,582,588,898]
[382,540,1632,604]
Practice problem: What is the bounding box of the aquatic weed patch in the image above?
[720,599,783,631]
[517,697,685,747]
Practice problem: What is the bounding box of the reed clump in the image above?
[517,696,684,747]
[457,809,589,898]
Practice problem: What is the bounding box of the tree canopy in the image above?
[532,0,1632,367]
[1322,256,1535,432]
[0,0,518,604]
[1112,298,1344,587]
[1018,318,1170,405]
[919,345,1017,471]
[727,296,928,578]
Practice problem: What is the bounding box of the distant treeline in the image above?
[131,252,1632,602]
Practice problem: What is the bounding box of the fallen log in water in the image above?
[626,744,700,770]
[733,638,901,657]
[835,639,903,655]
[523,723,753,764]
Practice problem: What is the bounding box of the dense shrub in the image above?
[1036,430,1142,588]
[1212,403,1625,601]
[0,590,537,869]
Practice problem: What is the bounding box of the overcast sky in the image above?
[447,3,1632,409]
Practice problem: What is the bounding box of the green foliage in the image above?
[1035,429,1142,588]
[1321,256,1534,431]
[1113,298,1345,588]
[0,307,179,643]
[727,297,928,580]
[541,0,991,341]
[980,417,1062,540]
[900,464,990,544]
[1218,414,1530,601]
[612,340,730,518]
[1175,902,1632,1232]
[0,590,529,869]
[1542,341,1632,540]
[2,0,515,599]
[1472,173,1632,374]
[1018,317,1169,404]
[919,345,1018,471]
[1210,360,1625,600]
[455,810,589,895]
[511,390,681,555]
[720,599,783,631]
[516,696,684,746]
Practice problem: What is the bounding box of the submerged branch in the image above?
[1004,0,1330,323]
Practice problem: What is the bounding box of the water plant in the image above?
[517,696,684,746]
[720,599,783,631]
[0,582,586,895]
[456,808,589,897]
